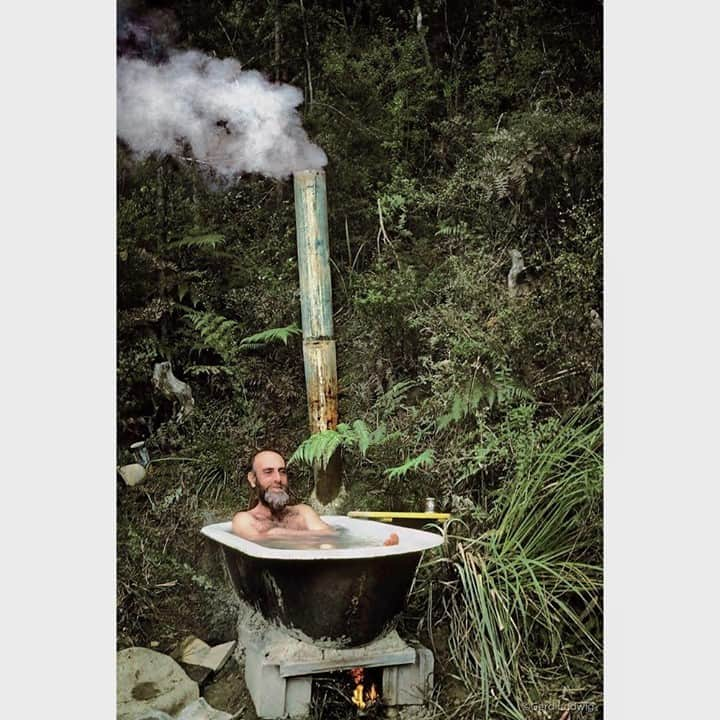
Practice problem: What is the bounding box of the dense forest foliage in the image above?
[117,1,603,718]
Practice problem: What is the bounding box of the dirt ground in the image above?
[202,657,255,719]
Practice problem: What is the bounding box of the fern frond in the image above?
[437,371,534,431]
[239,323,302,348]
[184,364,234,377]
[386,448,435,480]
[167,233,226,250]
[184,309,239,361]
[289,419,388,468]
[385,380,418,402]
[351,419,372,455]
[435,220,471,242]
[371,423,390,445]
[288,428,343,469]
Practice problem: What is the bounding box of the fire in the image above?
[349,667,379,710]
[352,683,366,709]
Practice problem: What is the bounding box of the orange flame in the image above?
[352,683,366,709]
[349,667,379,710]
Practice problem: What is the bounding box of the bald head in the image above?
[250,449,285,475]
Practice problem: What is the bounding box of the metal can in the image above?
[424,497,436,513]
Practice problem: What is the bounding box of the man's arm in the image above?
[295,504,334,533]
[231,509,334,541]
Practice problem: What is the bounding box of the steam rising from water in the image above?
[117,49,327,180]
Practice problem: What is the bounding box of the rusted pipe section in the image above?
[293,169,344,509]
[302,339,338,434]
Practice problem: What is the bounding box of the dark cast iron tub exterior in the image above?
[201,515,444,648]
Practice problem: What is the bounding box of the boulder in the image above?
[135,699,232,720]
[117,647,199,720]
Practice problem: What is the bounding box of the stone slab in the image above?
[278,645,415,678]
[240,619,409,663]
[177,637,236,673]
[199,641,236,672]
[178,636,212,664]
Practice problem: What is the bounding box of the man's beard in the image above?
[258,486,290,513]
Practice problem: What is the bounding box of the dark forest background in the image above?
[117,2,603,718]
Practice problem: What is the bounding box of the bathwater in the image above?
[254,525,394,550]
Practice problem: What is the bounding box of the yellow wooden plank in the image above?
[347,511,451,520]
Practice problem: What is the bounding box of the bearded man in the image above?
[231,449,398,545]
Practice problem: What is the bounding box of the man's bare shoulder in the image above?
[231,510,264,537]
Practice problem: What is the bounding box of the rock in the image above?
[117,647,199,720]
[180,663,213,686]
[118,463,147,487]
[177,698,233,720]
[134,698,232,720]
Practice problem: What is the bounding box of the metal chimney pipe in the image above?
[293,169,344,510]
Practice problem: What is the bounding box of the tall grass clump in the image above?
[443,401,602,719]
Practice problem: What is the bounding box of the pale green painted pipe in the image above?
[293,169,334,339]
[293,169,343,508]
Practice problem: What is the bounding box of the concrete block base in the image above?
[240,620,433,718]
[244,654,312,718]
[382,646,434,706]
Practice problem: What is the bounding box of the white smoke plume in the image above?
[117,49,327,180]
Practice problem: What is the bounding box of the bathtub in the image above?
[200,515,444,648]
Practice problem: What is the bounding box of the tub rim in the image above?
[200,514,444,560]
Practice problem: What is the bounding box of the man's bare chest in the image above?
[254,509,307,531]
